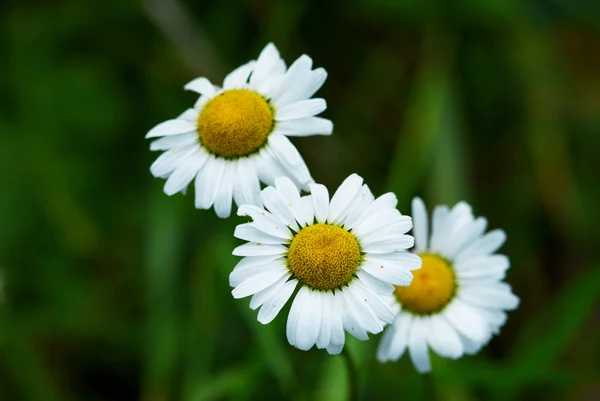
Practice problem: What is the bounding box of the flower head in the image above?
[146,43,332,218]
[377,197,520,373]
[229,174,421,354]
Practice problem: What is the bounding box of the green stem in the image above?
[422,373,437,401]
[341,348,359,401]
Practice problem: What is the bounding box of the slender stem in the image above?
[422,373,437,401]
[341,348,359,401]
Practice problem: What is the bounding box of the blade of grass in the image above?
[142,192,186,401]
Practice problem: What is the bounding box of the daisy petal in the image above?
[232,157,262,207]
[184,77,216,97]
[234,223,286,245]
[250,43,282,89]
[276,117,333,136]
[328,174,363,224]
[426,316,463,359]
[408,317,432,373]
[276,98,327,121]
[232,242,288,257]
[214,162,234,218]
[194,156,224,210]
[412,197,429,252]
[238,204,292,239]
[231,264,288,298]
[309,183,329,224]
[223,61,256,89]
[257,278,297,324]
[146,119,196,138]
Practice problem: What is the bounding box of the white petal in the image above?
[458,331,486,355]
[286,287,302,346]
[329,292,346,346]
[231,264,288,298]
[411,197,429,252]
[339,290,369,341]
[276,66,327,106]
[444,217,488,259]
[377,313,411,362]
[274,176,301,205]
[257,277,297,324]
[455,230,507,263]
[326,342,344,355]
[232,242,288,257]
[458,283,520,311]
[295,195,315,228]
[276,117,333,136]
[316,292,333,349]
[355,214,412,241]
[276,98,327,121]
[290,287,321,351]
[426,315,463,359]
[184,77,216,97]
[267,134,313,190]
[223,61,256,89]
[360,253,419,286]
[443,299,489,343]
[429,205,450,252]
[255,148,288,186]
[232,157,262,208]
[194,156,224,210]
[352,281,396,325]
[408,318,432,373]
[214,162,234,218]
[146,119,196,138]
[309,183,329,224]
[328,174,364,224]
[343,285,383,335]
[177,108,198,123]
[269,55,313,104]
[343,185,375,230]
[260,186,299,232]
[234,223,286,245]
[250,272,291,310]
[229,255,283,287]
[150,132,197,151]
[351,193,398,230]
[250,43,282,89]
[150,145,195,178]
[163,149,206,195]
[355,268,395,295]
[238,204,292,239]
[455,255,510,279]
[361,235,414,254]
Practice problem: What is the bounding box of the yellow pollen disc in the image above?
[288,224,361,290]
[197,89,274,157]
[395,254,456,314]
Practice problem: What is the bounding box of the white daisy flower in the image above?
[377,197,520,373]
[146,43,332,218]
[229,174,421,354]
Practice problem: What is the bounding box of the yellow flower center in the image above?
[287,224,362,290]
[395,254,456,314]
[197,89,274,157]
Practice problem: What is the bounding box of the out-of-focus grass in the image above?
[2,0,600,400]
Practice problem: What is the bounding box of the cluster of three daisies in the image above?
[146,43,519,373]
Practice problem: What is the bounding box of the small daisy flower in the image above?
[146,43,332,218]
[377,197,520,373]
[229,174,421,354]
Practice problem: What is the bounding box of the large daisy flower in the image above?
[377,197,520,373]
[146,43,332,218]
[229,174,421,354]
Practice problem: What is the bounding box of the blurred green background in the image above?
[3,0,600,400]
